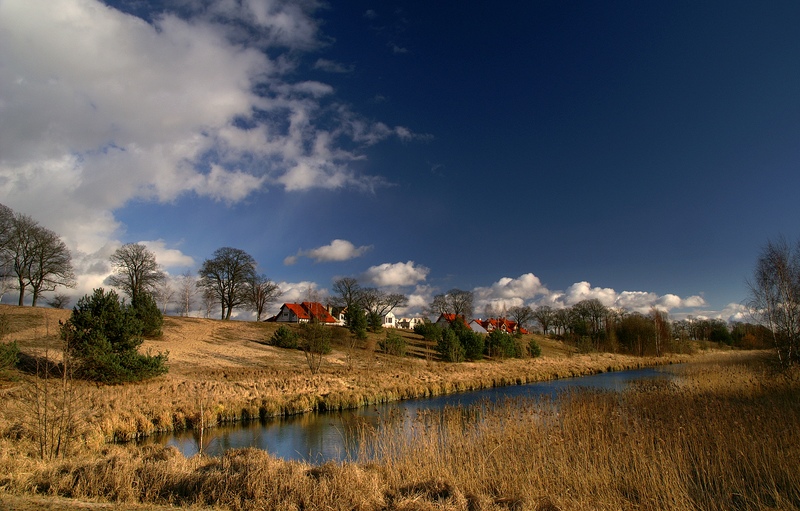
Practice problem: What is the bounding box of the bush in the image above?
[270,325,299,349]
[133,292,163,337]
[62,288,168,384]
[485,330,522,358]
[436,328,465,362]
[0,341,19,371]
[414,322,441,341]
[380,331,406,357]
[528,338,542,358]
[344,305,368,340]
[461,330,484,361]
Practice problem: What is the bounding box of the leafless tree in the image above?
[154,279,175,314]
[5,213,75,306]
[508,305,535,331]
[428,289,474,319]
[533,305,555,335]
[360,287,408,320]
[107,243,165,307]
[747,237,800,366]
[331,277,362,309]
[246,274,281,321]
[46,293,71,309]
[176,270,197,316]
[197,247,257,320]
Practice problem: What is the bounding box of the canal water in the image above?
[143,366,677,462]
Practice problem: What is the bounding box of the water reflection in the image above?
[144,366,677,462]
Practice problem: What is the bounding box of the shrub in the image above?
[299,320,332,374]
[62,288,168,384]
[436,328,465,362]
[485,330,522,359]
[414,322,441,341]
[132,292,163,337]
[0,340,20,371]
[344,305,368,340]
[461,330,484,361]
[380,331,406,357]
[270,325,299,349]
[528,338,542,358]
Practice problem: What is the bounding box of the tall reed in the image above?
[5,352,797,510]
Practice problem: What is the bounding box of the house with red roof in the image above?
[271,302,337,324]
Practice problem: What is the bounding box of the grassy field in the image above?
[2,305,793,510]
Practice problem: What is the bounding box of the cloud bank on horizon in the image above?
[0,0,752,322]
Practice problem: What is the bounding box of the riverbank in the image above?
[0,305,691,446]
[3,350,796,511]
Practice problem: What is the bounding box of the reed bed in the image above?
[2,351,797,510]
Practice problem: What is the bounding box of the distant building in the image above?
[270,302,337,324]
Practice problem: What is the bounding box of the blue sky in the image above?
[2,0,799,320]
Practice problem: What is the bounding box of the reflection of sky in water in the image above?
[144,367,676,462]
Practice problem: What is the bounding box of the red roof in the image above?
[280,302,337,323]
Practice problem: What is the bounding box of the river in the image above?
[143,366,677,462]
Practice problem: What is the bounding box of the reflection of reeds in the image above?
[5,352,798,510]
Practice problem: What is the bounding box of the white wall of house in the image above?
[382,311,396,328]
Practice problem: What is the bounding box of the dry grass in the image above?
[0,351,796,510]
[3,305,783,510]
[0,304,683,445]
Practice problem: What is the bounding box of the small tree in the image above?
[380,330,407,357]
[300,319,331,374]
[245,274,281,322]
[436,328,465,362]
[133,292,164,338]
[344,304,368,340]
[270,325,299,349]
[62,288,168,383]
[485,329,521,359]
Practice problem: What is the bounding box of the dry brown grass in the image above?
[0,304,684,445]
[4,304,776,510]
[1,351,796,510]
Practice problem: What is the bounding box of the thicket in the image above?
[379,330,406,357]
[61,288,168,384]
[484,329,521,358]
[270,325,299,349]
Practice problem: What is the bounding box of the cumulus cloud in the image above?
[285,239,372,265]
[361,261,430,287]
[140,240,195,270]
[0,0,422,299]
[467,274,710,319]
[277,281,328,304]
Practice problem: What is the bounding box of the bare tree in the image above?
[360,287,408,329]
[5,213,75,306]
[331,277,362,309]
[246,274,281,321]
[176,270,197,316]
[197,247,257,320]
[46,293,71,309]
[428,289,474,319]
[508,305,535,332]
[533,305,555,335]
[747,237,800,366]
[154,279,175,314]
[107,243,165,307]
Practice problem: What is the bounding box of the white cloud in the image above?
[361,261,430,287]
[287,239,373,264]
[0,0,420,298]
[468,274,711,319]
[140,240,195,270]
[277,281,328,304]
